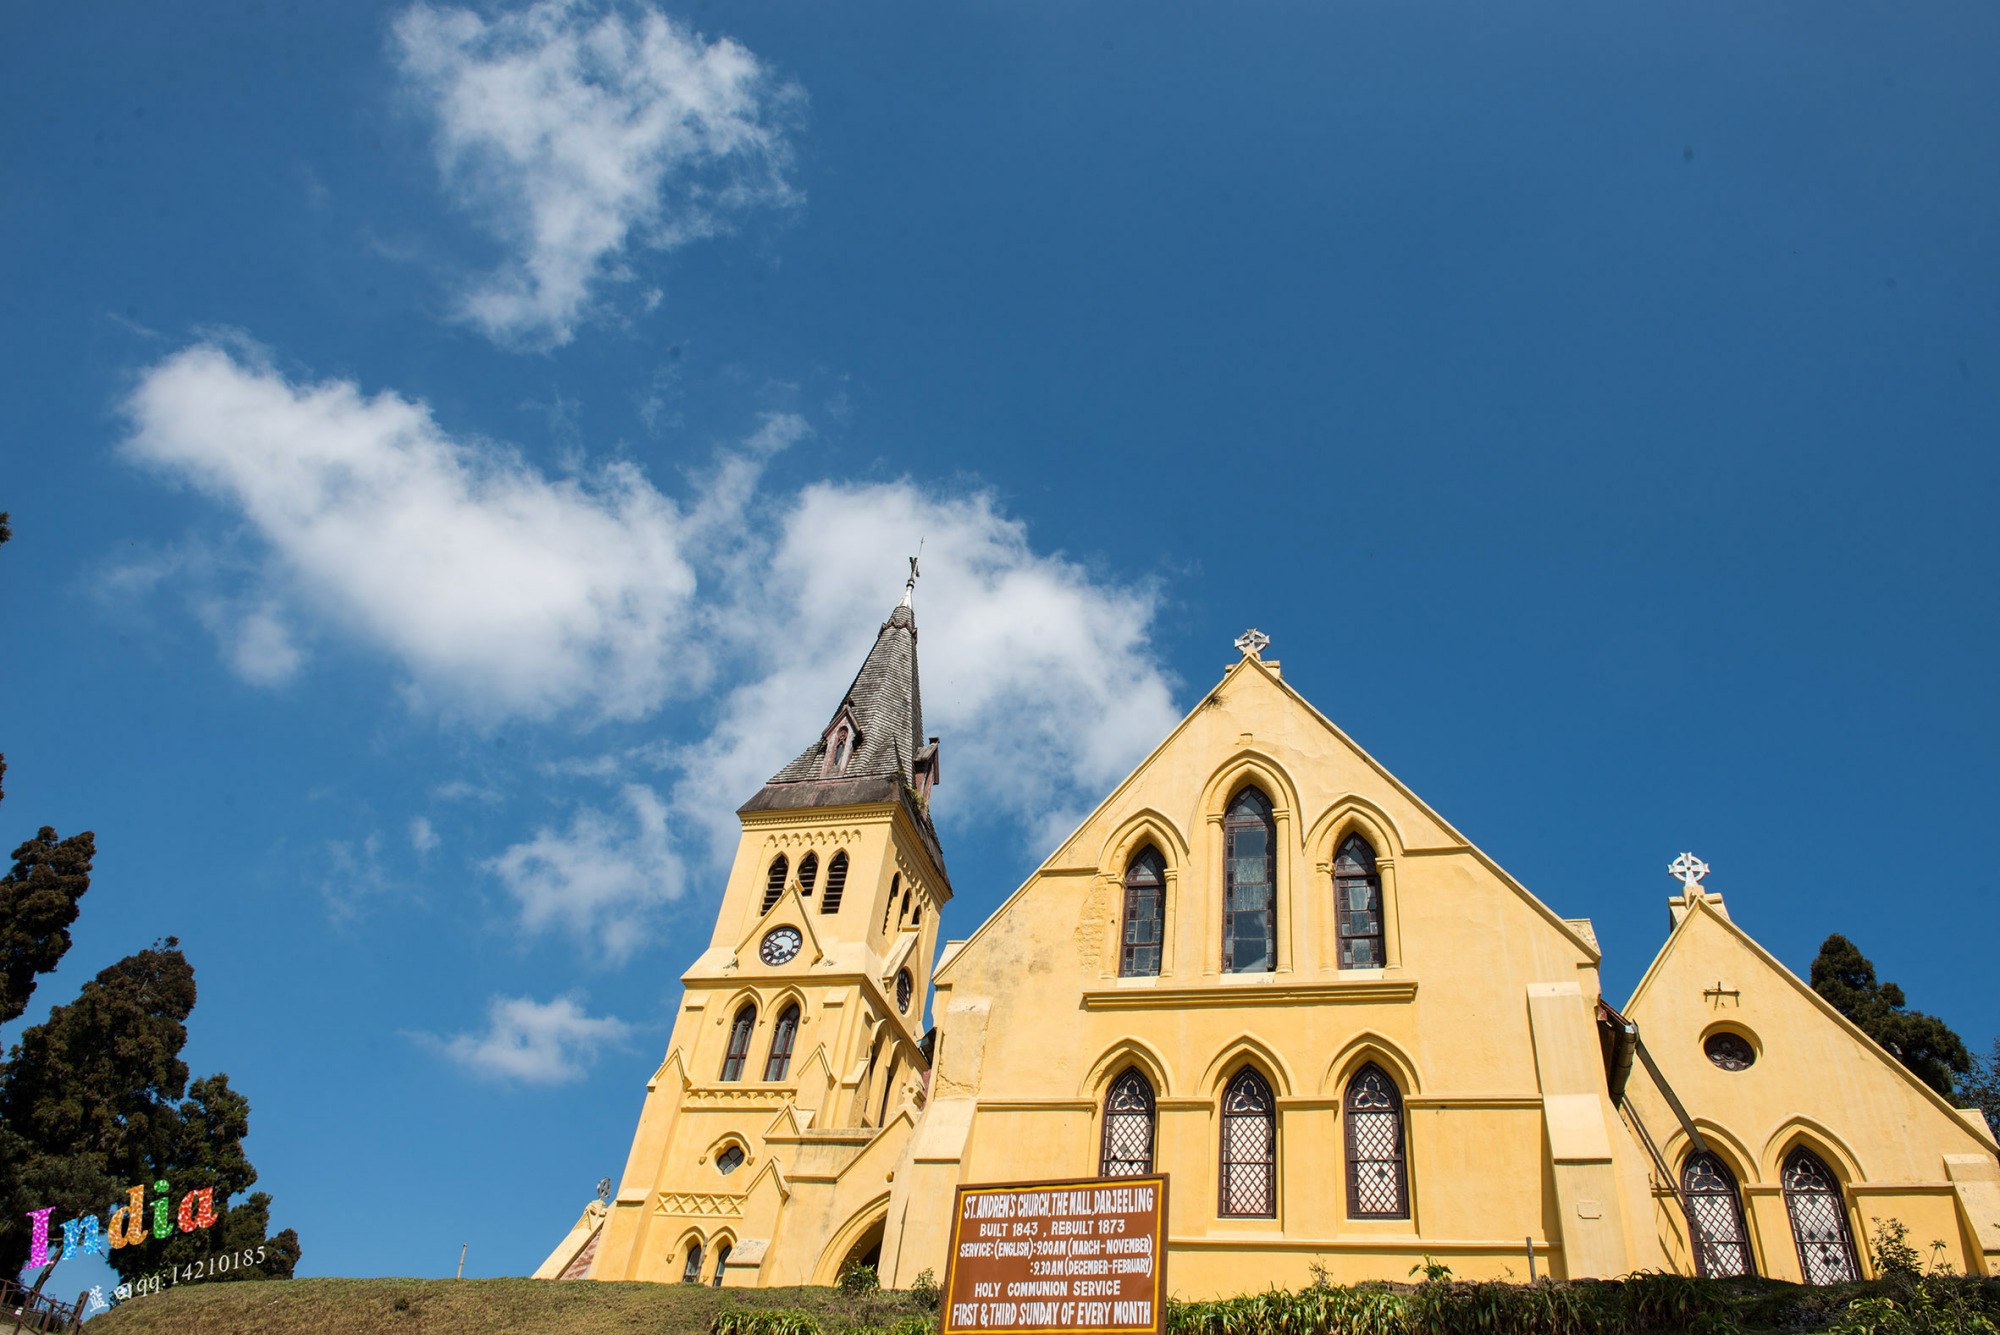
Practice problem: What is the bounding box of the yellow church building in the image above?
[536,593,2000,1295]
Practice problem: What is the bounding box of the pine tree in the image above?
[1810,933,1972,1099]
[0,827,97,1024]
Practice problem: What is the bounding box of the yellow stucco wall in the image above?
[546,652,2000,1296]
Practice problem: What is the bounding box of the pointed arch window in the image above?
[1343,1063,1408,1218]
[1219,1067,1276,1217]
[719,1005,756,1082]
[763,1003,801,1081]
[1783,1148,1859,1284]
[1121,847,1165,977]
[711,1241,731,1287]
[1333,835,1385,970]
[1683,1152,1755,1277]
[825,724,853,776]
[1223,788,1276,974]
[885,875,902,932]
[761,855,789,913]
[821,852,849,914]
[798,852,819,898]
[681,1241,703,1283]
[1099,1068,1156,1177]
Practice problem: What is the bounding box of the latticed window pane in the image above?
[1223,790,1275,974]
[1783,1149,1859,1285]
[1219,1068,1276,1217]
[1344,1064,1408,1219]
[821,851,848,914]
[761,855,789,913]
[1121,847,1165,977]
[1334,835,1385,971]
[763,1004,800,1082]
[720,1006,756,1082]
[1682,1153,1755,1278]
[1100,1068,1156,1177]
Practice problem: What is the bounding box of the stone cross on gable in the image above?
[1669,851,1710,892]
[1235,628,1271,658]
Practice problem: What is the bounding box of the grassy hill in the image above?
[82,1277,932,1335]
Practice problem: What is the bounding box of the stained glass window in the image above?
[1682,1152,1755,1277]
[1783,1148,1859,1284]
[1705,1033,1755,1071]
[1333,835,1385,970]
[1224,789,1275,974]
[1121,847,1165,977]
[1100,1068,1156,1177]
[1344,1064,1408,1218]
[720,1005,756,1082]
[1219,1067,1276,1217]
[763,1004,800,1081]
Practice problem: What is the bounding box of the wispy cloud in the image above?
[392,0,801,348]
[119,340,1182,960]
[409,816,441,855]
[417,993,632,1084]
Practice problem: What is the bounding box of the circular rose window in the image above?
[895,968,913,1013]
[760,926,802,966]
[1704,1032,1755,1071]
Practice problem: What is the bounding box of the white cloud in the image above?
[122,340,1183,959]
[392,0,800,348]
[410,816,441,854]
[421,993,632,1084]
[485,783,682,963]
[122,341,701,722]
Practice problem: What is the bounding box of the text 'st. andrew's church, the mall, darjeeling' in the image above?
[535,578,2000,1294]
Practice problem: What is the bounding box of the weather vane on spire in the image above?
[1668,851,1710,892]
[901,541,924,608]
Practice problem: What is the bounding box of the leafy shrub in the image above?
[910,1268,942,1310]
[712,1311,825,1335]
[839,1261,882,1296]
[1874,1218,1925,1283]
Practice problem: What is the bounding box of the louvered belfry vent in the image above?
[798,851,819,896]
[761,855,788,913]
[821,851,849,914]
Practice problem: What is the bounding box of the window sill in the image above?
[1081,978,1416,1010]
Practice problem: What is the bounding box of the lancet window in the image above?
[1783,1148,1860,1284]
[1099,1068,1156,1177]
[1683,1152,1755,1277]
[681,1241,703,1283]
[1120,847,1165,977]
[1223,788,1276,974]
[821,852,849,914]
[1219,1067,1277,1217]
[884,875,901,932]
[719,1005,756,1082]
[711,1241,731,1287]
[764,1003,800,1082]
[1343,1063,1408,1218]
[761,855,788,913]
[1333,835,1385,969]
[798,852,819,897]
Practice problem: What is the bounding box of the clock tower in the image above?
[570,582,951,1287]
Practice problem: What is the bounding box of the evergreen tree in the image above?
[0,827,97,1024]
[1958,1038,2000,1146]
[0,941,299,1280]
[1810,933,1972,1099]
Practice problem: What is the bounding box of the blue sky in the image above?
[4,0,1996,1290]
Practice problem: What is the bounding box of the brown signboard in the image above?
[940,1175,1168,1335]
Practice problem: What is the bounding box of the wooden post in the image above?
[72,1291,91,1333]
[1526,1237,1536,1281]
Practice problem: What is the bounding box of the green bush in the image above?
[838,1262,882,1297]
[910,1268,942,1311]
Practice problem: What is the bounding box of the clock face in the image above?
[896,968,913,1013]
[759,926,803,967]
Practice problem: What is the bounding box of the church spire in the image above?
[740,569,945,880]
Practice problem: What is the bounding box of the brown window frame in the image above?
[1682,1151,1756,1278]
[1120,847,1166,977]
[1343,1062,1409,1219]
[1782,1148,1861,1285]
[1222,789,1276,975]
[1333,834,1385,970]
[719,1004,756,1082]
[763,1003,800,1081]
[1099,1067,1156,1177]
[1218,1066,1277,1218]
[761,855,789,913]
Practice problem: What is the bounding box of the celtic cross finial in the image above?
[901,541,924,608]
[1235,628,1270,659]
[1668,851,1710,892]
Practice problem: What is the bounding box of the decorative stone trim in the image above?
[1081,980,1417,1010]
